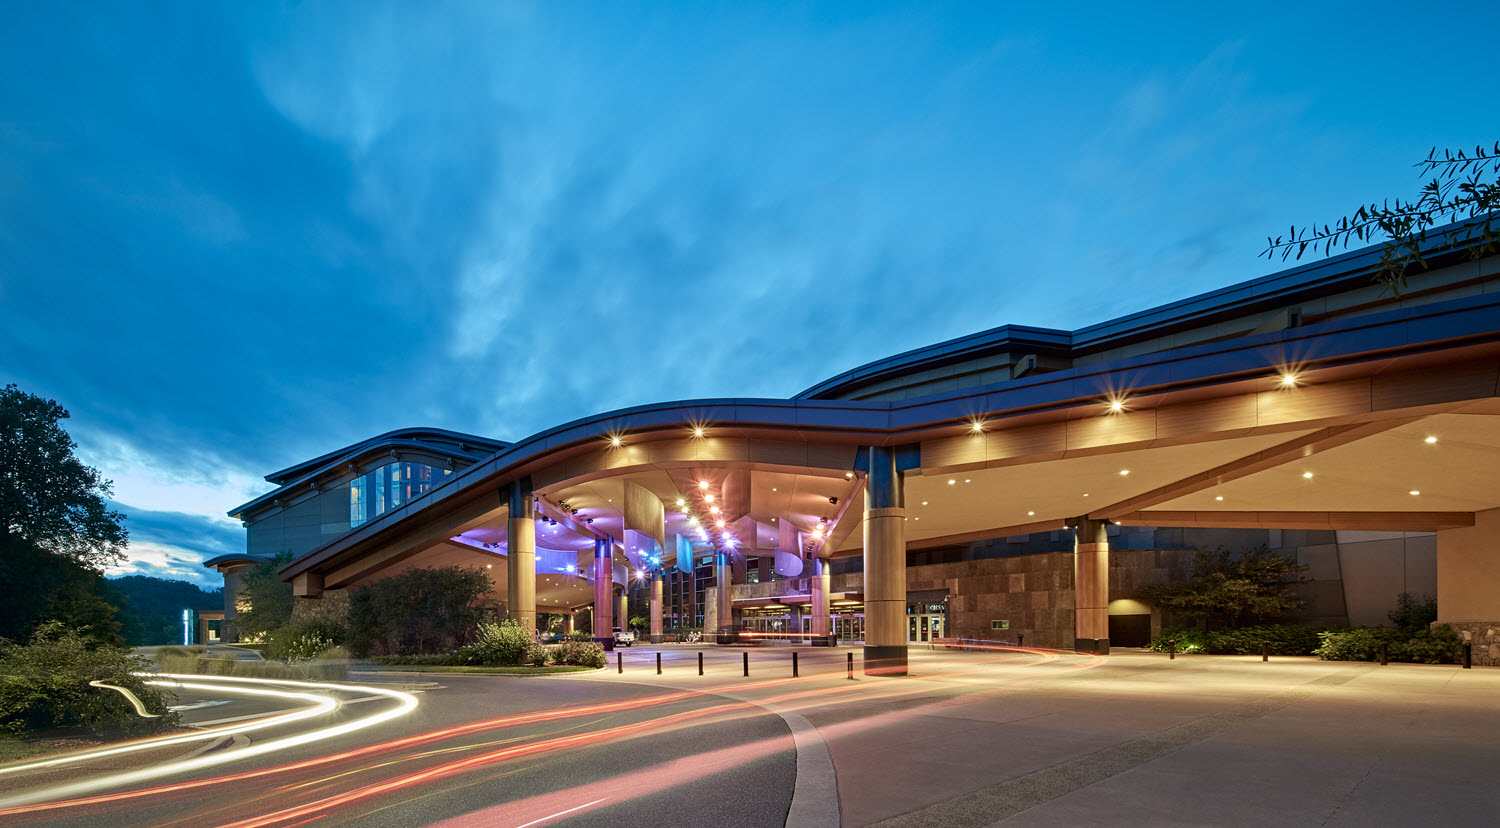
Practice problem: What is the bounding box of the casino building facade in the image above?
[215,221,1500,672]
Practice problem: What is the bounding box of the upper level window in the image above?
[350,461,452,528]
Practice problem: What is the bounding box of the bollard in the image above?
[698,651,704,676]
[1168,640,1176,660]
[1463,642,1473,669]
[1262,641,1269,662]
[1017,634,1024,647]
[793,651,799,678]
[847,651,854,680]
[1380,642,1388,666]
[617,652,623,674]
[657,652,662,675]
[743,651,749,677]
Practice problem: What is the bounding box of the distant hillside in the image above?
[110,575,223,646]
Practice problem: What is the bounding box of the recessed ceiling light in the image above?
[948,479,956,485]
[922,501,928,506]
[610,436,622,447]
[1280,374,1298,387]
[1302,472,1314,479]
[1409,490,1421,496]
[1424,436,1438,444]
[1083,493,1089,497]
[693,428,704,437]
[1215,496,1224,501]
[705,494,715,503]
[971,422,984,433]
[1108,400,1124,412]
[676,498,685,506]
[965,479,971,483]
[699,480,709,489]
[1119,469,1129,476]
[1027,511,1035,516]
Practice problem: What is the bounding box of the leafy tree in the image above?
[234,552,296,639]
[1264,142,1499,294]
[0,385,131,643]
[346,566,495,656]
[0,384,127,568]
[1386,592,1437,632]
[1137,546,1308,630]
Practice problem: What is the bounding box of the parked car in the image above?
[613,627,637,647]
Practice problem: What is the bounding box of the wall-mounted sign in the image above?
[991,619,1009,630]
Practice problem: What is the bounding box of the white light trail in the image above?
[0,674,419,811]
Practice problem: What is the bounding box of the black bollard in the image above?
[743,651,749,677]
[657,652,662,675]
[1463,642,1473,669]
[793,651,799,677]
[698,651,704,676]
[1262,641,1269,662]
[1380,642,1388,666]
[617,652,623,674]
[1168,641,1176,660]
[1017,633,1024,647]
[847,651,854,680]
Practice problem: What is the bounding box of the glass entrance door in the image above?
[908,614,943,643]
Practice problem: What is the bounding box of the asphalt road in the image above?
[0,670,796,828]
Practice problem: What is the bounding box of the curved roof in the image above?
[797,217,1491,401]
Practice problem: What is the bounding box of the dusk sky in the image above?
[1,2,1494,587]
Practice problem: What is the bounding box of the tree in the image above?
[1137,546,1308,630]
[0,385,130,643]
[0,385,127,568]
[1264,142,1499,294]
[110,575,223,645]
[346,566,495,656]
[234,552,296,639]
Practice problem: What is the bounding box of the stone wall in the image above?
[1442,621,1500,667]
[291,588,350,625]
[907,551,1076,649]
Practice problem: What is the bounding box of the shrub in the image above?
[552,640,606,668]
[1394,625,1462,664]
[1388,593,1438,631]
[265,618,347,662]
[524,642,549,666]
[0,622,179,739]
[458,619,531,666]
[1148,624,1325,656]
[568,630,593,643]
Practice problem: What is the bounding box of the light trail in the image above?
[0,680,336,777]
[0,675,418,813]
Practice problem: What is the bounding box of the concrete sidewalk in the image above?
[582,645,1500,827]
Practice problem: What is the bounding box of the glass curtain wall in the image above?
[350,462,453,528]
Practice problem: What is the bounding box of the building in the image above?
[213,220,1500,670]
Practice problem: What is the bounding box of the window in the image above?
[350,461,451,528]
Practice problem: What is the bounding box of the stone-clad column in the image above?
[650,570,664,643]
[810,556,831,644]
[715,550,733,633]
[1073,517,1110,654]
[864,445,907,675]
[593,536,614,646]
[507,485,536,634]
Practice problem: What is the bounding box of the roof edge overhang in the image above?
[277,288,1500,587]
[796,215,1497,401]
[265,427,509,485]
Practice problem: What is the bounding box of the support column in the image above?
[1437,507,1500,667]
[562,613,574,636]
[714,550,733,633]
[863,445,907,675]
[650,570,664,643]
[507,485,537,634]
[810,556,831,645]
[618,591,629,634]
[593,537,614,647]
[1073,517,1109,655]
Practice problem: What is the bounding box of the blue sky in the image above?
[1,2,1494,587]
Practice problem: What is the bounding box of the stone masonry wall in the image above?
[1442,621,1500,667]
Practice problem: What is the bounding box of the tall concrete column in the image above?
[1073,517,1109,654]
[1437,507,1500,667]
[715,551,733,632]
[650,570,664,643]
[863,445,907,675]
[810,556,831,642]
[507,485,536,634]
[562,613,574,635]
[593,537,613,645]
